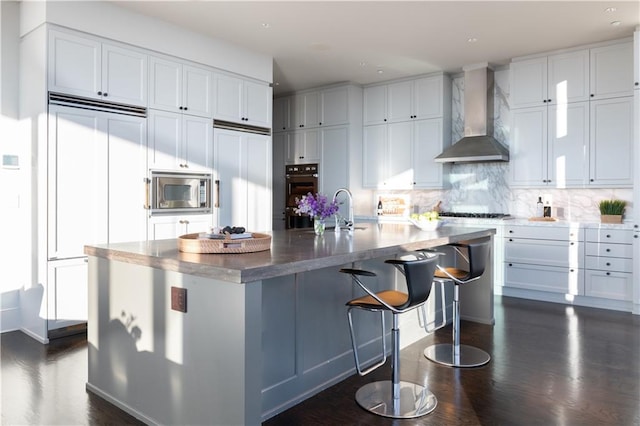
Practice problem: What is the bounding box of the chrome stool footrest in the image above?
[355,380,437,419]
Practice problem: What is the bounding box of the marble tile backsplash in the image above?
[408,68,635,223]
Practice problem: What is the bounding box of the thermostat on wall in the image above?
[2,155,19,169]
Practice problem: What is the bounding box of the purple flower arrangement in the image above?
[294,192,339,220]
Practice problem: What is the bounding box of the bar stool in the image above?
[423,237,492,368]
[341,253,439,419]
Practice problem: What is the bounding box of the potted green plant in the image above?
[598,199,626,224]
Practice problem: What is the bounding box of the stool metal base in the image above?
[424,343,490,368]
[355,380,437,419]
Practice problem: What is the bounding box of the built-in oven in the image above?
[285,163,318,229]
[147,171,212,215]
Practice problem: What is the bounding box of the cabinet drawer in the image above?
[584,255,633,273]
[585,228,634,244]
[504,225,583,242]
[585,242,633,258]
[504,262,584,295]
[504,238,583,267]
[584,270,632,301]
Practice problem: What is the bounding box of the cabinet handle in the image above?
[606,234,611,238]
[543,99,547,103]
[103,92,108,97]
[590,94,594,97]
[299,124,304,128]
[635,82,639,86]
[570,242,574,245]
[547,99,551,103]
[606,248,611,252]
[570,269,574,272]
[606,272,611,276]
[509,230,513,233]
[590,179,594,182]
[97,91,102,96]
[184,107,188,111]
[319,122,322,125]
[215,180,220,208]
[179,106,183,110]
[508,263,513,267]
[384,119,387,122]
[143,177,150,209]
[606,262,611,266]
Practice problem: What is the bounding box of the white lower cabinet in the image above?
[584,228,634,301]
[504,225,584,295]
[148,214,213,240]
[47,258,88,331]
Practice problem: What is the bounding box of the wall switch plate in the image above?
[171,287,187,313]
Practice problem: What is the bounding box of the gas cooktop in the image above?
[439,212,512,219]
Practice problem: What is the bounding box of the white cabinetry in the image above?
[510,40,634,188]
[320,86,350,127]
[148,214,212,240]
[363,74,450,189]
[589,41,634,100]
[214,73,272,128]
[287,129,320,164]
[364,74,446,125]
[47,258,89,331]
[214,129,272,232]
[48,29,147,106]
[584,228,634,301]
[273,97,291,132]
[504,225,584,295]
[291,91,320,129]
[319,126,349,197]
[589,97,634,186]
[275,85,353,132]
[149,56,213,117]
[510,50,589,109]
[272,133,287,230]
[635,31,640,90]
[148,110,213,172]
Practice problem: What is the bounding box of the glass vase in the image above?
[313,218,326,236]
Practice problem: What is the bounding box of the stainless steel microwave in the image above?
[148,171,212,215]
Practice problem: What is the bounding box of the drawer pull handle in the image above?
[509,238,513,242]
[509,230,513,233]
[606,262,611,266]
[606,272,610,276]
[570,269,574,272]
[508,263,513,267]
[606,248,611,252]
[570,242,574,246]
[606,234,611,238]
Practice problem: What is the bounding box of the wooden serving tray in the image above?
[178,232,271,254]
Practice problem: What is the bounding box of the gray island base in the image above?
[84,224,496,425]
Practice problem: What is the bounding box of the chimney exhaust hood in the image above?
[434,64,509,163]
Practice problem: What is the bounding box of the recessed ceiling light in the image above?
[359,62,367,67]
[261,23,270,29]
[610,20,622,26]
[604,7,617,12]
[467,37,478,43]
[377,70,384,74]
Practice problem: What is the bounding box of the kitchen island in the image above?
[84,223,495,425]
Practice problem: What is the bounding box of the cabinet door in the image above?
[547,49,589,104]
[589,97,634,186]
[590,41,634,100]
[214,73,244,123]
[584,270,632,300]
[183,65,213,118]
[48,30,101,100]
[48,106,108,259]
[505,262,583,295]
[635,31,640,89]
[363,85,387,125]
[319,126,349,198]
[510,57,547,109]
[272,133,288,223]
[510,106,548,187]
[149,56,182,112]
[547,102,588,187]
[320,86,349,126]
[387,121,413,188]
[414,76,444,119]
[273,97,291,132]
[288,129,319,164]
[102,43,147,106]
[413,118,443,188]
[387,80,413,123]
[244,80,272,128]
[245,134,272,232]
[182,115,213,171]
[292,92,320,128]
[362,125,387,188]
[215,130,245,228]
[47,259,88,331]
[106,114,148,244]
[148,110,182,169]
[148,215,212,240]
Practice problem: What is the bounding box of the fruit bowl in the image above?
[408,218,441,231]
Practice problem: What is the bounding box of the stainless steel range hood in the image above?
[435,64,509,163]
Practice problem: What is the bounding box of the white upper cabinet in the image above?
[214,73,272,128]
[148,110,213,172]
[273,96,291,132]
[589,97,634,186]
[510,49,589,109]
[320,86,349,126]
[149,56,213,117]
[291,91,320,129]
[48,29,147,106]
[590,41,634,100]
[634,31,640,89]
[286,129,320,164]
[365,75,446,125]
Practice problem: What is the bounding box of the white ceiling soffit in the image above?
[111,1,640,95]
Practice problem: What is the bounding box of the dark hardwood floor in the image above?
[2,296,639,425]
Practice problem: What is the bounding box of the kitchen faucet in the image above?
[333,188,354,232]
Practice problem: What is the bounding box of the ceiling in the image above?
[112,1,639,96]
